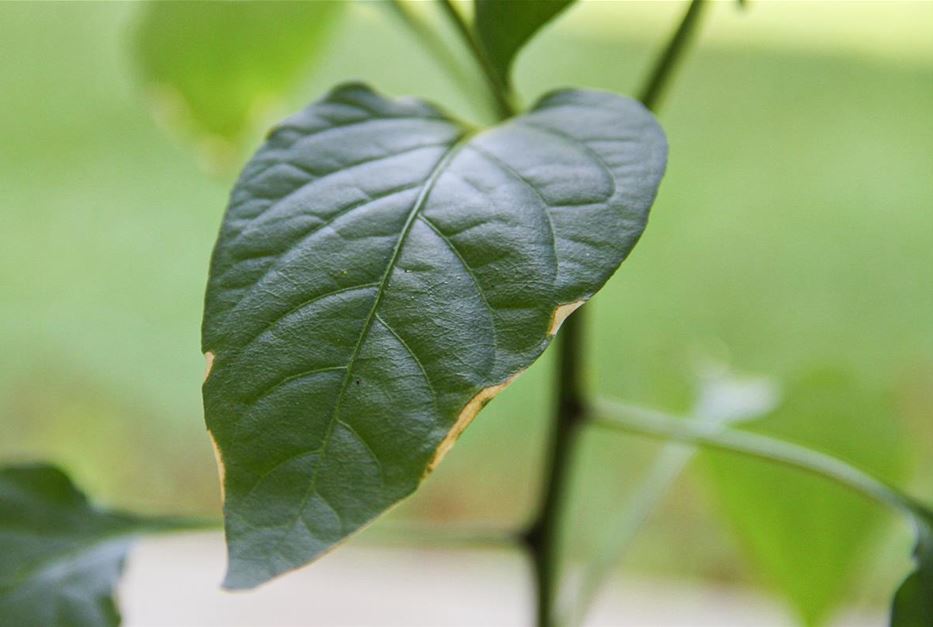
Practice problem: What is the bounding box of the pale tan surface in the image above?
[120,533,883,627]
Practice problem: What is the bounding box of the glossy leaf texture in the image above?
[0,464,177,627]
[473,0,575,88]
[135,1,343,150]
[703,370,907,626]
[891,512,933,627]
[202,82,667,589]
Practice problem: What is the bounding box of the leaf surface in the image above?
[473,0,575,88]
[135,1,343,147]
[891,512,933,627]
[0,464,158,627]
[202,82,666,588]
[703,370,907,626]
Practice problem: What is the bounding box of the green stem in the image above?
[436,0,516,120]
[523,310,588,627]
[136,515,518,549]
[384,0,486,114]
[562,434,698,625]
[363,522,517,549]
[136,515,221,534]
[592,397,928,518]
[521,2,710,625]
[638,0,707,110]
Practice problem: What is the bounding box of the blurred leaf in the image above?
[692,363,781,424]
[202,83,666,589]
[473,0,574,88]
[703,370,907,626]
[891,512,933,627]
[135,1,343,152]
[0,464,139,626]
[0,463,200,627]
[567,365,780,624]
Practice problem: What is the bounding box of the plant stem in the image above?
[435,0,516,120]
[592,397,929,518]
[135,515,221,535]
[384,0,489,117]
[638,0,707,110]
[364,521,517,549]
[523,310,588,627]
[522,3,710,626]
[562,435,698,625]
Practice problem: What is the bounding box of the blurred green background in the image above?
[1,2,931,625]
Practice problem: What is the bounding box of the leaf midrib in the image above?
[278,130,473,537]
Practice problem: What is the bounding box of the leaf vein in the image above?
[462,144,560,273]
[233,283,380,362]
[374,313,439,415]
[514,120,616,198]
[213,184,420,331]
[244,365,349,407]
[417,215,500,363]
[336,419,384,481]
[276,131,470,542]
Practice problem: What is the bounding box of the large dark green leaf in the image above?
[704,370,907,626]
[473,0,575,88]
[135,1,343,149]
[892,512,933,627]
[202,82,666,588]
[0,464,189,627]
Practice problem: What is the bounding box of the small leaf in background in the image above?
[891,512,933,627]
[0,464,148,627]
[135,1,344,163]
[703,370,907,626]
[202,82,666,589]
[565,365,780,625]
[473,0,575,89]
[692,363,781,424]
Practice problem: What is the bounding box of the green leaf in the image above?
[0,464,156,627]
[891,512,933,627]
[203,82,667,588]
[473,0,575,88]
[135,1,343,150]
[703,370,907,626]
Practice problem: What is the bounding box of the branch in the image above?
[384,1,486,113]
[436,0,516,120]
[592,397,931,519]
[639,0,707,111]
[526,3,710,625]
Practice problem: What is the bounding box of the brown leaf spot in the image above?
[203,351,215,382]
[209,430,226,502]
[548,300,584,336]
[424,372,522,476]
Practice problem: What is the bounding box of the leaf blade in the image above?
[135,1,343,150]
[203,83,667,589]
[0,464,148,627]
[703,370,907,625]
[473,0,575,88]
[891,513,933,627]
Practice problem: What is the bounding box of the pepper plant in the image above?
[1,2,931,627]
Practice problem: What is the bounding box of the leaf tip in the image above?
[220,569,249,591]
[326,81,378,102]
